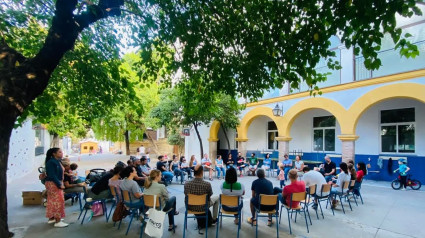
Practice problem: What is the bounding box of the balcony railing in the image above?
[355,40,425,81]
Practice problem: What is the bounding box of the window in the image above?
[84,146,88,150]
[381,108,415,153]
[34,124,45,156]
[267,121,278,150]
[313,116,335,152]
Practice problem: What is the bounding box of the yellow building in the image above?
[80,140,98,154]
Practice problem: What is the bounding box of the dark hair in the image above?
[70,163,78,170]
[265,153,270,158]
[340,162,348,174]
[120,166,134,178]
[257,168,265,178]
[217,155,222,159]
[45,148,60,165]
[127,159,133,165]
[348,159,354,165]
[228,153,232,158]
[173,154,177,160]
[180,156,185,163]
[302,167,310,172]
[225,167,238,191]
[251,153,255,157]
[141,156,147,161]
[357,162,367,175]
[158,155,164,160]
[113,166,124,175]
[194,165,204,176]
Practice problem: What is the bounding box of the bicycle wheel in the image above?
[410,180,422,190]
[391,179,402,190]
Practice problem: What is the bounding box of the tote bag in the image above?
[144,195,166,238]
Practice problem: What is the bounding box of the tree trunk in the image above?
[193,122,203,159]
[50,133,60,148]
[222,127,231,156]
[124,130,130,156]
[0,111,18,237]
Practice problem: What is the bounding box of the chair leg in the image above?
[339,195,345,214]
[279,206,283,224]
[286,210,292,235]
[346,195,353,211]
[140,221,145,238]
[81,209,88,225]
[216,213,219,238]
[305,204,312,225]
[275,213,279,238]
[183,213,187,238]
[302,208,309,233]
[238,213,241,238]
[107,202,115,222]
[318,200,324,219]
[78,204,84,220]
[126,212,135,235]
[359,193,364,204]
[255,212,258,238]
[205,213,208,238]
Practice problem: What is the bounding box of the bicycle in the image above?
[391,174,421,190]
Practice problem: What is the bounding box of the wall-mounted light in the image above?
[272,104,283,117]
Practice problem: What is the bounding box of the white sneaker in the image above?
[48,218,63,224]
[54,221,69,228]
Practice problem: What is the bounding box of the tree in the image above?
[150,85,216,158]
[0,1,421,236]
[92,53,160,155]
[213,94,245,155]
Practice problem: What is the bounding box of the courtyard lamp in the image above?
[272,104,283,117]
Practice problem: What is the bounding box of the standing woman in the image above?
[45,148,68,227]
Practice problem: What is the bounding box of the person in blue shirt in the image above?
[282,154,293,181]
[261,153,272,172]
[394,159,410,190]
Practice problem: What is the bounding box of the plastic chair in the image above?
[300,185,316,224]
[216,194,243,238]
[254,194,279,238]
[330,181,352,214]
[279,191,309,235]
[183,194,209,238]
[316,184,333,218]
[140,194,163,238]
[109,186,123,228]
[347,180,359,206]
[77,186,107,225]
[121,189,143,235]
[353,179,364,204]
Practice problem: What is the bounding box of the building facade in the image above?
[185,6,425,183]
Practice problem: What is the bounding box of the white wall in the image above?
[356,98,425,156]
[246,116,268,151]
[184,124,210,160]
[290,109,342,153]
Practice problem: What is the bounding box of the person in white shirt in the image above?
[329,162,351,208]
[201,153,214,181]
[138,144,145,156]
[302,167,327,209]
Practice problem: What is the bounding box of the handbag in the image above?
[112,201,127,222]
[91,202,104,216]
[144,195,166,238]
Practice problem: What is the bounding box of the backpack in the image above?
[195,210,213,228]
[112,201,128,222]
[86,168,106,184]
[38,167,46,185]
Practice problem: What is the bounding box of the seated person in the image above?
[280,169,306,208]
[261,153,272,171]
[171,155,185,183]
[247,153,259,176]
[180,156,192,179]
[88,168,115,200]
[133,158,146,186]
[215,155,226,179]
[329,162,351,208]
[226,153,236,169]
[322,155,336,182]
[236,152,246,177]
[302,167,327,209]
[248,169,275,226]
[220,167,244,224]
[201,153,214,181]
[108,166,124,201]
[119,166,143,207]
[143,170,179,231]
[140,156,151,177]
[70,163,83,184]
[62,161,86,194]
[156,155,174,185]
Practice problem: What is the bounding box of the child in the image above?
[278,164,285,188]
[70,163,83,184]
[394,159,410,190]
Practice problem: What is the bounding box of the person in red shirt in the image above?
[356,162,367,182]
[281,169,306,208]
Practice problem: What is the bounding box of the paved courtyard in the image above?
[7,154,425,238]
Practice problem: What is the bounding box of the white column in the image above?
[208,139,218,167]
[276,137,292,161]
[236,138,248,157]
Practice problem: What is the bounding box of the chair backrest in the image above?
[143,194,161,209]
[291,192,306,202]
[350,180,356,187]
[308,184,317,195]
[342,181,350,190]
[321,184,331,196]
[220,194,239,207]
[187,194,208,206]
[122,189,132,203]
[259,194,278,206]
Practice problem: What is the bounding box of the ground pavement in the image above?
[7,154,425,238]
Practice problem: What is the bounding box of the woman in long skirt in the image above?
[44,148,68,228]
